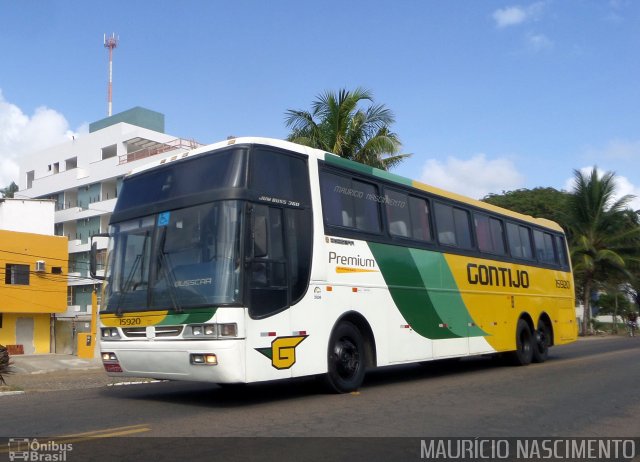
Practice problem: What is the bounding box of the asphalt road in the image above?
[2,337,639,461]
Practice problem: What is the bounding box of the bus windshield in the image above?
[103,200,242,313]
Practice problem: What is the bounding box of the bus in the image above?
[92,137,577,393]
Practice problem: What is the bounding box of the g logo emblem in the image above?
[256,336,308,370]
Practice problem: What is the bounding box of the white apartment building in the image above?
[18,107,202,331]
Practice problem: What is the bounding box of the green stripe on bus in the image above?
[368,243,486,339]
[158,308,217,325]
[324,154,413,187]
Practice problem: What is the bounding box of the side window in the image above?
[409,196,432,241]
[320,172,353,227]
[434,202,472,249]
[319,171,381,234]
[475,214,506,255]
[555,235,569,267]
[386,189,411,237]
[251,149,311,205]
[286,208,312,304]
[533,229,557,264]
[354,180,381,233]
[248,205,288,318]
[506,222,533,260]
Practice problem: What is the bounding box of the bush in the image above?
[0,345,12,385]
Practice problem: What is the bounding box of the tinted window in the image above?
[116,148,247,213]
[251,148,311,205]
[506,222,533,259]
[434,202,472,249]
[248,205,288,318]
[386,190,411,237]
[555,235,569,267]
[533,229,557,264]
[475,214,506,255]
[320,171,381,234]
[409,196,432,241]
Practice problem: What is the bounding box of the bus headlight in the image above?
[101,327,120,339]
[186,323,238,339]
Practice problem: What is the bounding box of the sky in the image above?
[1,0,639,209]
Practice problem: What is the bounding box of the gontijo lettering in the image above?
[467,263,530,288]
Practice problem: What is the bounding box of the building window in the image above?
[5,264,30,285]
[101,145,117,160]
[65,157,77,170]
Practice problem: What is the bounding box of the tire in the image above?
[508,319,534,366]
[532,320,550,363]
[325,322,366,393]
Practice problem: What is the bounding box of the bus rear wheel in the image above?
[532,320,550,363]
[508,319,534,366]
[325,321,366,393]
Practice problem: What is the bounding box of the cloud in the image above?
[420,154,525,200]
[526,33,553,52]
[564,167,640,212]
[585,138,640,161]
[0,90,84,189]
[492,2,546,28]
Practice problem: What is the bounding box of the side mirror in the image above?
[89,233,109,280]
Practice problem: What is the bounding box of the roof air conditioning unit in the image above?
[35,260,46,273]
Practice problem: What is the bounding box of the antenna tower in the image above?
[104,33,119,117]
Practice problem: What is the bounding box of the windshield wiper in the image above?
[115,232,149,316]
[156,228,183,313]
[157,250,183,313]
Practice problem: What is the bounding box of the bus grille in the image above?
[122,326,184,338]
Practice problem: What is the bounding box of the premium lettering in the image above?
[329,251,376,268]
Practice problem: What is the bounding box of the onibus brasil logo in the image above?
[256,336,307,370]
[8,438,72,461]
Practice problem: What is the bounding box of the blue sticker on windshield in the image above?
[158,212,170,227]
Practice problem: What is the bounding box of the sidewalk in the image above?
[0,354,151,395]
[9,354,102,375]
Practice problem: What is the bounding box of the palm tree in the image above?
[566,167,640,334]
[285,88,410,170]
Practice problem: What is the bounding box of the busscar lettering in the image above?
[467,263,530,288]
[328,251,376,268]
[174,278,213,287]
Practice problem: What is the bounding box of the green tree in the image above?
[285,88,410,170]
[482,187,570,228]
[566,168,640,335]
[0,181,18,198]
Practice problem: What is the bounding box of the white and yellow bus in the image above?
[92,137,577,392]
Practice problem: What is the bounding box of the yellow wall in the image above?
[0,312,51,354]
[0,230,68,353]
[0,230,68,313]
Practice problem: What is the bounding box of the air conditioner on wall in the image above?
[35,260,46,272]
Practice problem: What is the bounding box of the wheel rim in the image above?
[535,328,547,353]
[519,330,531,356]
[334,337,360,379]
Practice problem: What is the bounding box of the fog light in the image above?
[102,352,117,361]
[190,353,217,365]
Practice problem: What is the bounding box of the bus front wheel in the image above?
[508,319,534,366]
[325,321,366,393]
